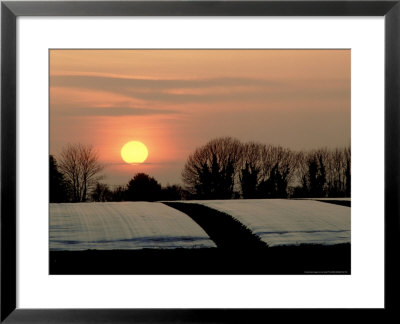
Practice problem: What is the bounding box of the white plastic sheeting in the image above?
[50,202,216,251]
[191,199,350,247]
[300,198,351,201]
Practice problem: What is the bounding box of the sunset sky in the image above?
[50,49,350,187]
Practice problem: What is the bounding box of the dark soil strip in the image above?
[49,243,350,275]
[163,202,267,249]
[315,200,351,207]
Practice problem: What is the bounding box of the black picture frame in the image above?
[1,0,399,322]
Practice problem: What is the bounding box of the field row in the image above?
[50,199,350,251]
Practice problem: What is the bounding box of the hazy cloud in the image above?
[58,106,180,117]
[51,74,349,104]
[50,74,280,90]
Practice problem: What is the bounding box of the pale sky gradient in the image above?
[50,49,350,187]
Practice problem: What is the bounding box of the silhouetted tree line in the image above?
[182,137,350,199]
[116,173,185,202]
[50,144,185,202]
[292,147,351,198]
[50,139,350,202]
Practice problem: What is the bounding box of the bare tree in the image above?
[292,151,309,193]
[239,142,264,198]
[292,147,350,198]
[58,144,104,202]
[325,146,351,197]
[182,137,242,199]
[344,146,351,197]
[261,146,298,183]
[255,146,298,198]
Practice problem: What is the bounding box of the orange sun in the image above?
[121,141,149,164]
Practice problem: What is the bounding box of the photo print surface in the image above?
[49,49,351,274]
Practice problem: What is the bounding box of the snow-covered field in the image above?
[187,199,350,247]
[50,202,216,251]
[50,199,350,251]
[300,198,351,201]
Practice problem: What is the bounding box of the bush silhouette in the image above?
[126,173,162,201]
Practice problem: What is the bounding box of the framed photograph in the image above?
[1,0,399,322]
[48,48,351,276]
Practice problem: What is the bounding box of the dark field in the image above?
[50,243,350,275]
[163,202,268,249]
